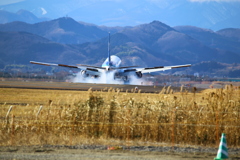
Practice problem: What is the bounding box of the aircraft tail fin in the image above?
[108,32,111,66]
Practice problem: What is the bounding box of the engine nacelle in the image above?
[81,70,100,78]
[81,70,89,77]
[135,72,143,78]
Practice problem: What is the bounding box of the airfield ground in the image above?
[0,145,218,160]
[0,80,202,93]
[0,80,176,92]
[0,80,240,160]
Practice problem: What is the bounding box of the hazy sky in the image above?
[189,0,240,1]
[0,0,24,5]
[1,0,240,6]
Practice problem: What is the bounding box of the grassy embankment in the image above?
[0,85,240,147]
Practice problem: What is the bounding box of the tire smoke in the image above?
[70,71,147,85]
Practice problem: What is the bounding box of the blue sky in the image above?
[1,0,240,5]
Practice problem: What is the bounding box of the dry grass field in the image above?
[0,84,240,149]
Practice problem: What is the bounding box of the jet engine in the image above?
[80,69,99,78]
[81,70,89,77]
[135,72,143,78]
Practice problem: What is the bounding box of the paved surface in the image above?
[1,145,240,160]
[0,145,222,160]
[0,80,188,93]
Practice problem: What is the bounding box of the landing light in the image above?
[105,67,110,71]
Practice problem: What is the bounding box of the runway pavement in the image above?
[0,80,188,93]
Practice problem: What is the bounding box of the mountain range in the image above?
[0,16,108,44]
[0,16,240,77]
[1,0,240,30]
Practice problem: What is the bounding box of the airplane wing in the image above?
[30,61,80,69]
[30,61,107,77]
[30,61,191,80]
[135,64,191,73]
[30,61,105,70]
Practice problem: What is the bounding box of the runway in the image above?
[0,80,186,93]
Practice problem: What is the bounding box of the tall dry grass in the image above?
[0,85,240,147]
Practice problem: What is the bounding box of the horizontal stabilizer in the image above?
[115,66,139,69]
[77,64,105,69]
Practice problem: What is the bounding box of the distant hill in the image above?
[174,26,240,55]
[0,17,109,44]
[189,61,240,78]
[0,31,86,68]
[0,10,48,24]
[217,28,240,42]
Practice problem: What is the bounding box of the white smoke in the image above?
[70,71,148,85]
[127,73,147,85]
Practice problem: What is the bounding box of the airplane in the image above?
[30,33,191,82]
